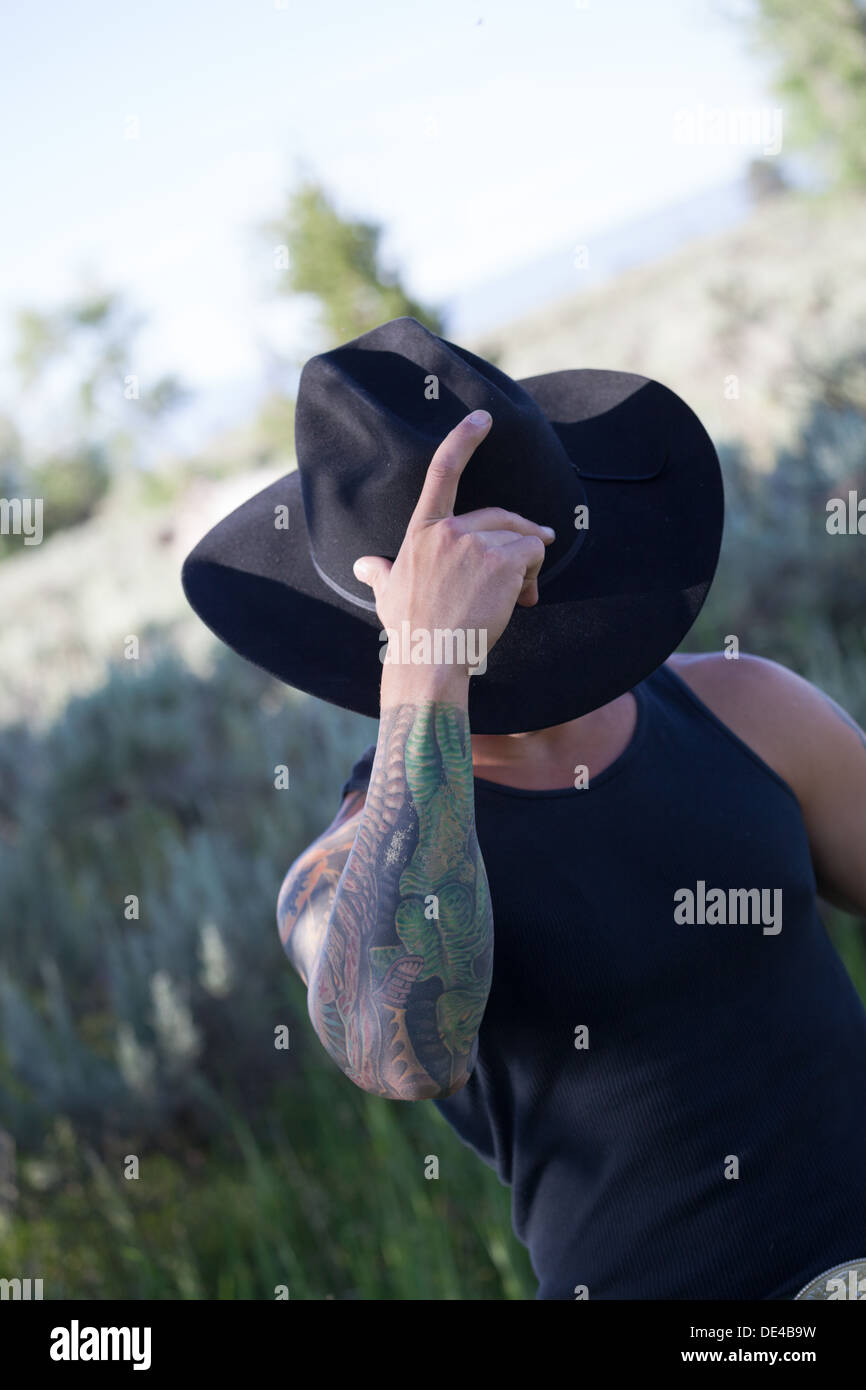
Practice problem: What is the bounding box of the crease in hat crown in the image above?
[293,316,589,608]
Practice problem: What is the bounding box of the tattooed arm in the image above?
[303,685,493,1101]
[277,686,493,1100]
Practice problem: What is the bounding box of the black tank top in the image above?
[339,661,866,1299]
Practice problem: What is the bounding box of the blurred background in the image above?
[1,0,865,1298]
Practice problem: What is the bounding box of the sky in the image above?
[0,0,776,435]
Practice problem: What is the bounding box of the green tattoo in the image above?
[305,701,493,1100]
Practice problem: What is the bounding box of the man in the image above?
[183,317,866,1300]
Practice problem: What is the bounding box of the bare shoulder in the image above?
[666,649,817,717]
[663,651,865,805]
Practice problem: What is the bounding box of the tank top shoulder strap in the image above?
[644,659,800,804]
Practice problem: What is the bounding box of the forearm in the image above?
[307,669,494,1100]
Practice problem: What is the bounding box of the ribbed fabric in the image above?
[339,662,866,1299]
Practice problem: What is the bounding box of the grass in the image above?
[3,1054,534,1301]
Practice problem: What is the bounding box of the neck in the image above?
[471,693,627,769]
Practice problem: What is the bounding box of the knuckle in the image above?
[425,463,451,489]
[425,459,457,491]
[511,538,544,575]
[459,534,484,565]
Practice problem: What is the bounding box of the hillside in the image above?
[472,189,866,471]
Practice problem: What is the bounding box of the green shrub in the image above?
[0,650,371,1149]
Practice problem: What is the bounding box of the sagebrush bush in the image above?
[691,400,866,692]
[0,649,374,1150]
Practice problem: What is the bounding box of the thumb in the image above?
[353,555,392,602]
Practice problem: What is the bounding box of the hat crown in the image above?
[294,317,585,606]
[180,315,724,733]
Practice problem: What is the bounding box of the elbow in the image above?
[360,1076,471,1103]
[332,1049,477,1104]
[395,1072,472,1103]
[308,979,480,1101]
[384,1043,479,1103]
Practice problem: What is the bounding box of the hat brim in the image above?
[181,371,723,734]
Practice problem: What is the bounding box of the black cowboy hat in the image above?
[181,316,723,734]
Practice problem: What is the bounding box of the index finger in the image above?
[408,410,492,528]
